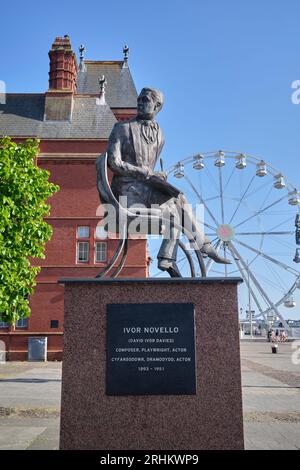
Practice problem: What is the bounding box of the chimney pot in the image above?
[48,35,77,92]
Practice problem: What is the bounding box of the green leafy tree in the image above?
[0,137,59,323]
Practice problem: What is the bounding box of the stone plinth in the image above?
[59,277,244,450]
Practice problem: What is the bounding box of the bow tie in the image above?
[139,120,158,144]
[138,119,157,127]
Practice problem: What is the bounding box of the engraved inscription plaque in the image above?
[106,303,196,395]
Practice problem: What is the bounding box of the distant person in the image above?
[281,331,287,342]
[271,330,276,342]
[267,329,272,342]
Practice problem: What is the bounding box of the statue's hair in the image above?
[140,87,164,109]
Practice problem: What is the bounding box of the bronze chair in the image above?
[95,153,206,278]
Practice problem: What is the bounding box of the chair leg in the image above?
[95,230,127,278]
[110,239,129,278]
[194,249,206,277]
[178,240,196,277]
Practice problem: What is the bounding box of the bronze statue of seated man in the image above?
[106,87,230,277]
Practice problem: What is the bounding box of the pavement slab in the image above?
[0,340,299,450]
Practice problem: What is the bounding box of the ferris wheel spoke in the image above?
[228,242,287,326]
[184,174,219,227]
[152,270,165,278]
[223,242,228,276]
[234,238,299,276]
[269,235,296,251]
[201,221,217,231]
[218,167,225,224]
[205,164,220,194]
[192,218,217,232]
[257,185,273,212]
[210,268,226,275]
[226,243,266,318]
[203,195,220,202]
[260,259,289,292]
[246,178,274,199]
[235,214,295,236]
[235,231,294,236]
[228,174,256,225]
[204,236,219,247]
[233,195,288,229]
[267,216,295,232]
[250,263,288,292]
[223,165,237,193]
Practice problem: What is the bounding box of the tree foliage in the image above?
[0,137,59,323]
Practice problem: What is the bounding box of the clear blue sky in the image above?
[1,0,300,175]
[1,0,300,173]
[1,0,300,320]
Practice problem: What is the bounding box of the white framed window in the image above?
[0,319,9,328]
[95,225,107,239]
[77,226,90,238]
[16,318,28,329]
[95,242,107,263]
[77,241,89,263]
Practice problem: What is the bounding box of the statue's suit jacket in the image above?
[107,119,165,207]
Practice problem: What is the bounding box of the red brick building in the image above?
[0,36,148,360]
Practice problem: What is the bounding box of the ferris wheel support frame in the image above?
[228,242,289,329]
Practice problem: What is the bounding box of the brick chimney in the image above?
[48,35,77,92]
[44,35,77,121]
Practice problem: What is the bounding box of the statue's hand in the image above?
[153,171,167,181]
[137,166,152,180]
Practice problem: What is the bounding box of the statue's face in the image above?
[137,91,160,120]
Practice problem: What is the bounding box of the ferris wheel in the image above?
[149,150,300,328]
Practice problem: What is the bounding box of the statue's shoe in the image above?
[157,259,182,277]
[201,243,232,264]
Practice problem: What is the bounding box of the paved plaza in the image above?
[0,340,299,450]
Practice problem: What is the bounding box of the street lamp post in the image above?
[246,261,253,339]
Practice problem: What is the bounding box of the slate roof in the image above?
[77,61,137,108]
[0,61,136,139]
[0,95,117,139]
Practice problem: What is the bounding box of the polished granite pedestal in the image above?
[59,277,244,450]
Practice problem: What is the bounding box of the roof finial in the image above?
[123,45,129,68]
[97,75,107,105]
[78,44,86,72]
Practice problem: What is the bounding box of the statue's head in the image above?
[137,87,164,120]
